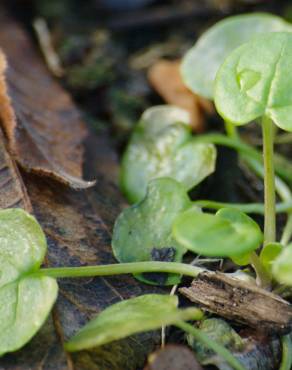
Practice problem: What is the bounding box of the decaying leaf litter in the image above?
[1,1,292,370]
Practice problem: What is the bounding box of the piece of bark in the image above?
[148,59,213,132]
[0,12,94,189]
[180,272,292,335]
[144,345,203,370]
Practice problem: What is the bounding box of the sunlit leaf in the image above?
[112,178,195,285]
[181,13,292,99]
[65,294,203,352]
[173,208,263,257]
[260,242,282,277]
[215,32,292,131]
[272,243,292,285]
[121,105,216,203]
[0,209,58,356]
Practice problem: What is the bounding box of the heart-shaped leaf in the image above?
[121,106,216,203]
[0,208,58,356]
[215,32,292,131]
[181,13,292,99]
[65,294,203,352]
[173,208,263,257]
[272,243,292,285]
[112,178,195,285]
[260,242,282,277]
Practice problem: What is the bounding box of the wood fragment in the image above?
[180,272,292,335]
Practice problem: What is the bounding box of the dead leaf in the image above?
[147,59,213,132]
[23,151,166,369]
[0,12,94,189]
[144,344,203,370]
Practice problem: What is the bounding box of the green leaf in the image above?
[260,242,282,276]
[0,208,58,356]
[112,178,194,285]
[173,208,263,257]
[181,13,292,99]
[65,294,203,352]
[121,105,216,203]
[215,32,292,131]
[272,243,292,284]
[231,252,252,266]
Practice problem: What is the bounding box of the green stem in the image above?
[193,133,292,186]
[249,252,271,288]
[37,261,204,279]
[280,335,292,370]
[262,116,276,245]
[243,155,292,246]
[281,216,292,246]
[176,322,246,370]
[224,120,239,139]
[193,199,292,215]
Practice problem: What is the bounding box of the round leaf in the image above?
[173,208,263,257]
[65,294,203,352]
[259,242,282,276]
[121,105,216,203]
[181,13,292,99]
[0,209,58,356]
[215,32,292,131]
[272,243,292,285]
[112,178,194,285]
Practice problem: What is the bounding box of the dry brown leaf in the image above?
[148,59,213,132]
[0,14,94,189]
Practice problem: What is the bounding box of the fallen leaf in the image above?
[147,59,213,132]
[144,344,203,370]
[24,164,166,369]
[0,12,94,189]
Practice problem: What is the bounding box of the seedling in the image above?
[2,13,292,370]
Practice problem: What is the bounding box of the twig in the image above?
[33,18,64,77]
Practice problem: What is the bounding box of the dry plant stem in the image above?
[161,284,178,348]
[262,116,276,245]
